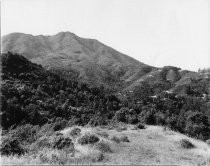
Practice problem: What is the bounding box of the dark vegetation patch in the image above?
[206,139,210,145]
[110,135,129,143]
[0,136,26,156]
[119,135,130,142]
[179,139,195,149]
[52,136,74,150]
[68,127,81,138]
[77,134,100,145]
[135,123,146,129]
[110,136,121,143]
[94,141,112,153]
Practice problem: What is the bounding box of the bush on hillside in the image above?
[206,139,210,145]
[30,136,52,151]
[119,135,130,142]
[138,106,156,125]
[135,123,146,129]
[0,136,26,155]
[6,124,39,144]
[179,139,195,149]
[68,127,81,138]
[113,107,128,123]
[53,118,68,131]
[94,141,112,153]
[88,115,108,127]
[110,136,121,143]
[77,134,100,145]
[116,126,127,132]
[52,135,74,152]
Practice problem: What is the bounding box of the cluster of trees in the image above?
[1,52,120,130]
[1,52,210,145]
[118,81,210,140]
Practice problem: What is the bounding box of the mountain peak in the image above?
[2,31,150,89]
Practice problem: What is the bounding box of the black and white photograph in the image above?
[1,0,210,165]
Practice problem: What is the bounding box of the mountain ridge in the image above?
[2,32,152,90]
[2,31,205,94]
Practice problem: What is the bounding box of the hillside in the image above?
[0,52,121,130]
[2,32,206,94]
[2,125,210,165]
[2,32,151,90]
[1,52,210,166]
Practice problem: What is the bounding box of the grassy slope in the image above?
[104,125,210,165]
[1,125,210,165]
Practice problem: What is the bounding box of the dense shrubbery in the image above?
[1,52,120,130]
[0,136,26,156]
[113,107,139,124]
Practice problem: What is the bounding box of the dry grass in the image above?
[2,125,210,165]
[95,131,109,138]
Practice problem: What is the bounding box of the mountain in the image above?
[2,32,207,94]
[2,32,153,90]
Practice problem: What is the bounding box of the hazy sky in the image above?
[1,0,210,71]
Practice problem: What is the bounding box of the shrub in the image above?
[30,136,52,151]
[55,132,63,136]
[113,108,128,122]
[88,115,108,127]
[138,107,156,125]
[77,134,100,145]
[91,152,104,162]
[69,127,81,138]
[126,114,139,124]
[96,131,109,138]
[94,141,112,153]
[52,135,74,151]
[7,124,39,144]
[53,120,68,131]
[206,139,210,145]
[119,135,130,142]
[110,136,121,143]
[179,139,195,149]
[116,126,127,132]
[0,136,26,155]
[37,123,55,137]
[135,123,146,129]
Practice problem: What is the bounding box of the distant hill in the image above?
[2,32,152,90]
[2,32,207,94]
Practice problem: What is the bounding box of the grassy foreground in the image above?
[1,124,210,165]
